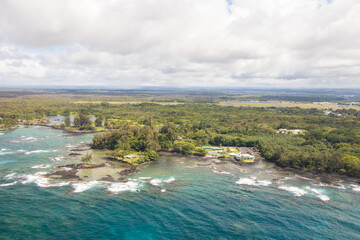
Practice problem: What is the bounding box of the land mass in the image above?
[1,89,360,179]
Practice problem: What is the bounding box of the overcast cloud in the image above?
[0,0,359,88]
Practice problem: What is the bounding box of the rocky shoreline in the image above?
[276,166,360,185]
[16,124,356,186]
[159,151,360,185]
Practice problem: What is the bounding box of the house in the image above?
[277,129,288,134]
[234,153,255,162]
[124,154,138,159]
[291,129,303,135]
[277,129,304,135]
[324,110,332,116]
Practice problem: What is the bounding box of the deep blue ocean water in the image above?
[1,126,360,240]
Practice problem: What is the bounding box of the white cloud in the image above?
[0,0,359,88]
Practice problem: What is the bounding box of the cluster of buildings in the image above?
[203,146,256,163]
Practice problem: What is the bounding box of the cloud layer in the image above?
[0,0,359,88]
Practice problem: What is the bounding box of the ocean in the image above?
[1,126,360,240]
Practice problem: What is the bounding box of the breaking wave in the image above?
[31,164,51,169]
[351,184,360,192]
[4,173,17,180]
[108,181,141,193]
[24,150,57,155]
[278,186,307,197]
[0,181,17,187]
[236,177,272,186]
[0,148,15,156]
[305,187,330,202]
[72,181,99,193]
[150,177,176,186]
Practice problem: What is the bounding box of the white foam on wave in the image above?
[21,171,50,187]
[108,181,141,193]
[31,164,51,169]
[0,152,13,156]
[185,165,198,169]
[305,187,330,202]
[0,181,17,187]
[163,177,176,183]
[161,189,166,193]
[0,149,15,155]
[0,132,4,135]
[21,172,48,183]
[47,182,70,187]
[150,179,162,186]
[51,156,64,161]
[24,150,57,155]
[212,169,233,175]
[150,177,176,186]
[138,177,152,180]
[17,171,70,188]
[312,182,345,190]
[236,177,272,186]
[4,173,16,179]
[72,181,99,193]
[21,136,38,141]
[257,180,272,186]
[278,186,307,197]
[351,184,360,192]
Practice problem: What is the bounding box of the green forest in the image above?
[1,90,360,177]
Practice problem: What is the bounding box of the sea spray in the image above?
[25,150,58,155]
[150,177,176,186]
[351,184,360,192]
[236,177,272,186]
[305,187,330,202]
[0,181,17,187]
[278,186,307,197]
[31,164,51,169]
[108,181,141,193]
[72,181,99,193]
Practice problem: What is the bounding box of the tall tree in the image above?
[64,116,71,127]
[95,115,103,127]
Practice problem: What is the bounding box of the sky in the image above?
[0,0,359,88]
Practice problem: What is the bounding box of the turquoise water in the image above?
[1,127,360,239]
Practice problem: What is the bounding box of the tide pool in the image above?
[1,126,360,239]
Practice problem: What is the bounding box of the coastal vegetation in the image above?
[1,89,360,177]
[81,152,92,163]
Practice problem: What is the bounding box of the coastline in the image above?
[276,166,360,185]
[33,123,106,134]
[159,151,360,184]
[6,124,359,185]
